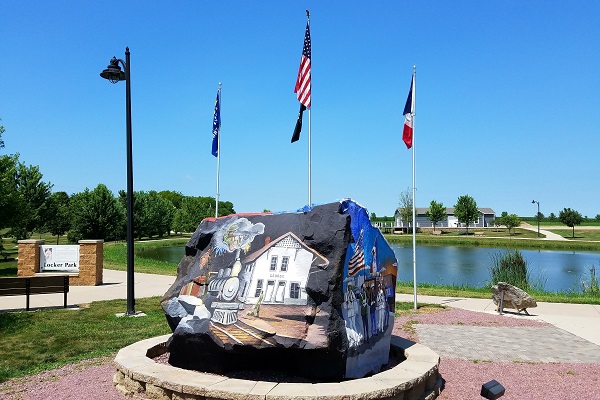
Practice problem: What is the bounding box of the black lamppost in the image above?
[100,47,136,315]
[532,200,540,238]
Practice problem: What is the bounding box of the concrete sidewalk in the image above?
[0,269,175,312]
[519,224,568,240]
[396,293,600,347]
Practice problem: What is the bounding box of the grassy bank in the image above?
[0,260,17,277]
[396,281,600,305]
[384,233,600,251]
[546,229,600,241]
[0,297,170,383]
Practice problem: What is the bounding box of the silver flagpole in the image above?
[308,109,311,207]
[411,66,417,310]
[307,10,311,208]
[215,82,221,218]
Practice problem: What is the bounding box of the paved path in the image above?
[416,325,600,363]
[520,223,568,240]
[396,294,600,347]
[397,293,600,363]
[0,269,176,312]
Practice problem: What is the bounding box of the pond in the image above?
[137,244,600,293]
[392,244,600,292]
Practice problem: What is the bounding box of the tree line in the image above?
[397,190,484,233]
[0,153,235,246]
[397,189,589,237]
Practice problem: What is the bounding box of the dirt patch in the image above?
[0,357,127,400]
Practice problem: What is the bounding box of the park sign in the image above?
[40,245,80,272]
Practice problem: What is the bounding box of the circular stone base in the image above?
[113,334,442,400]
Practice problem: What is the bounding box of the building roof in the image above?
[243,231,329,267]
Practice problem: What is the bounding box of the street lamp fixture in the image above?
[532,200,540,238]
[100,57,126,83]
[100,47,136,316]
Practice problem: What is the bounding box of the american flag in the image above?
[294,21,311,108]
[347,230,365,276]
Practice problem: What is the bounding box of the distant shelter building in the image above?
[394,207,496,229]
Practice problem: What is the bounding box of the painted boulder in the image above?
[161,199,398,380]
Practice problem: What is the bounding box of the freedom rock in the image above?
[161,199,398,380]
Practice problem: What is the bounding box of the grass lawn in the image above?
[0,260,17,277]
[394,301,445,316]
[0,296,170,383]
[396,281,600,305]
[521,220,600,227]
[384,233,600,251]
[1,237,18,261]
[547,229,600,241]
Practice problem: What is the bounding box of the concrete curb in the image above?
[114,335,442,400]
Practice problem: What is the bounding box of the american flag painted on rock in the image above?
[347,230,365,276]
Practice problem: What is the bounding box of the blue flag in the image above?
[211,89,221,157]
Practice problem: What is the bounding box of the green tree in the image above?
[172,197,207,233]
[0,154,24,230]
[0,154,23,256]
[0,118,5,148]
[398,187,413,227]
[548,212,557,221]
[535,211,545,221]
[559,207,583,238]
[496,211,521,236]
[44,191,71,244]
[69,184,126,242]
[9,161,53,239]
[425,200,445,232]
[158,190,184,209]
[454,195,479,234]
[171,196,235,233]
[595,214,600,222]
[148,191,176,237]
[217,200,235,217]
[131,190,175,239]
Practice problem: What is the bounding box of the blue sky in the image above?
[1,1,599,218]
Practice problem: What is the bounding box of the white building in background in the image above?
[240,232,329,306]
[394,207,496,228]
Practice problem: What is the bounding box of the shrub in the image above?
[489,249,530,290]
[581,266,599,295]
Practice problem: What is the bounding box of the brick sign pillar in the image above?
[16,239,104,286]
[17,239,44,277]
[74,240,104,286]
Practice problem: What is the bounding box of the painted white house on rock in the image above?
[239,232,329,306]
[394,207,496,229]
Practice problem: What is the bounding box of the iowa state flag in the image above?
[402,75,414,149]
